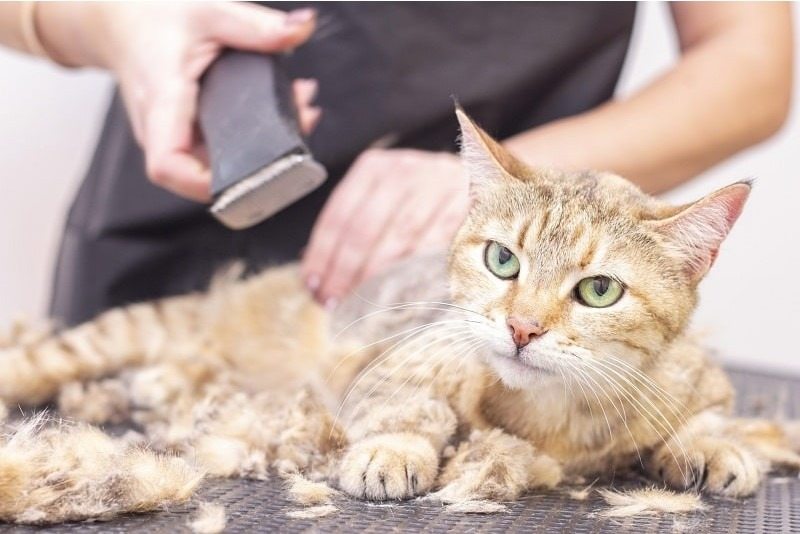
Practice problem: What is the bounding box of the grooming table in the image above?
[3,368,799,533]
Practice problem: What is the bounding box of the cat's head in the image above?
[448,110,750,389]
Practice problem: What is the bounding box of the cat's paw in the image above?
[338,433,438,500]
[650,436,764,497]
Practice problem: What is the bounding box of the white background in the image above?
[0,3,797,372]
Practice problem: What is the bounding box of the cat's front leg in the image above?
[337,393,457,500]
[647,411,765,497]
[433,428,562,502]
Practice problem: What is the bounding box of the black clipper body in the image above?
[199,51,326,230]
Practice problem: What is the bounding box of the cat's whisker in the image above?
[335,323,472,415]
[564,361,644,474]
[348,293,486,320]
[332,304,482,341]
[557,359,599,438]
[408,335,486,400]
[556,364,574,408]
[343,338,468,425]
[335,325,478,426]
[592,357,692,436]
[330,321,470,430]
[332,299,487,340]
[327,318,480,386]
[596,352,691,407]
[584,360,692,483]
[599,380,693,474]
[370,330,484,406]
[366,331,476,410]
[561,360,616,443]
[583,363,674,477]
[598,354,692,420]
[376,336,482,413]
[603,361,688,474]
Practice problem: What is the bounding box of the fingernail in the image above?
[306,274,320,292]
[286,8,316,26]
[325,297,339,311]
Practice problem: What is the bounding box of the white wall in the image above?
[0,49,111,327]
[0,3,797,372]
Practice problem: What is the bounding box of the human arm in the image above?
[0,2,320,201]
[302,2,792,304]
[504,2,793,193]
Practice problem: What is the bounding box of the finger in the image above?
[415,192,470,252]
[207,4,316,52]
[293,79,321,134]
[294,78,319,105]
[145,152,211,202]
[301,154,381,292]
[316,183,404,304]
[357,192,438,285]
[143,81,211,202]
[299,107,322,134]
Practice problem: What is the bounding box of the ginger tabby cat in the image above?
[0,110,796,517]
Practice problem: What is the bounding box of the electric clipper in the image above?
[199,51,326,230]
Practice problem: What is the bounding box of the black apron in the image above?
[50,2,637,326]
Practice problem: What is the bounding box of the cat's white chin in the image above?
[485,351,559,390]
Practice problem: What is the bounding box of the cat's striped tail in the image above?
[0,294,203,406]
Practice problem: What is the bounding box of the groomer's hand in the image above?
[302,148,470,307]
[32,2,321,201]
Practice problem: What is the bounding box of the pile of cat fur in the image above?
[0,315,347,526]
[0,376,346,526]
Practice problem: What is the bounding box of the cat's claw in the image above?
[338,433,438,500]
[650,436,763,497]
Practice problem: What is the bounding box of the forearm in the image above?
[0,3,27,51]
[505,3,792,193]
[0,2,108,67]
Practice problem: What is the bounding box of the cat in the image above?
[0,109,797,519]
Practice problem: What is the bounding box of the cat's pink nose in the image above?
[507,317,546,348]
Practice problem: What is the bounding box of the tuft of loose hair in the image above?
[285,474,339,506]
[0,414,202,524]
[597,488,705,518]
[445,500,508,514]
[188,502,227,534]
[567,487,593,501]
[286,504,338,519]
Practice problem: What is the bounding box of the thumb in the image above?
[207,4,316,52]
[143,83,212,203]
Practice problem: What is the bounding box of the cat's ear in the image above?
[648,181,751,281]
[455,108,526,197]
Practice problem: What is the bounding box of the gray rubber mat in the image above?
[3,367,799,533]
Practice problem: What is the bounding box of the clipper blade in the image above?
[210,153,327,230]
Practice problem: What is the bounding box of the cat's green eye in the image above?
[484,241,520,280]
[575,276,624,308]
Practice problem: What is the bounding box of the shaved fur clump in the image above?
[285,474,339,506]
[0,415,200,524]
[58,379,130,424]
[286,504,338,519]
[597,488,705,517]
[444,500,508,514]
[187,502,227,534]
[0,109,796,525]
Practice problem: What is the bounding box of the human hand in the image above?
[301,148,470,307]
[37,2,321,201]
